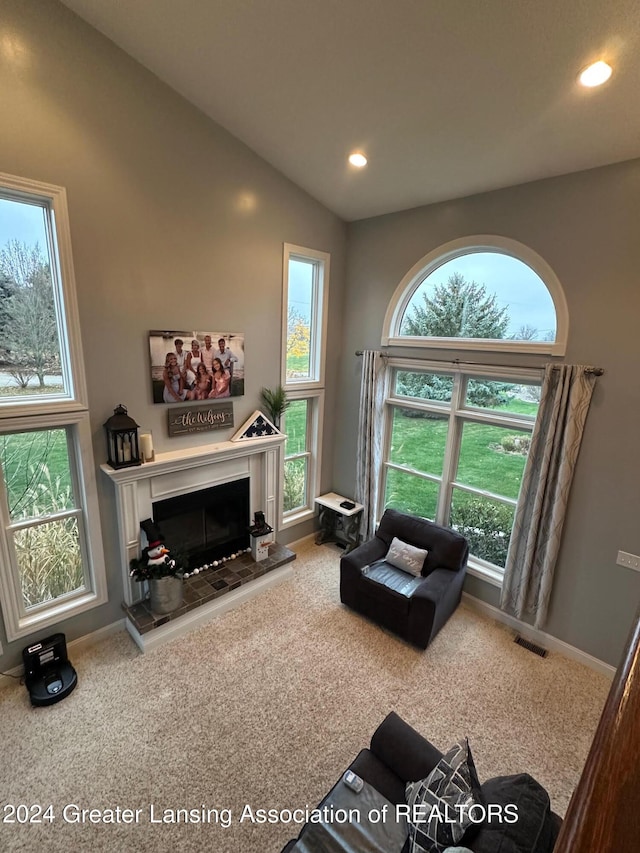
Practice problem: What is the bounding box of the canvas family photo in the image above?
[149,331,245,404]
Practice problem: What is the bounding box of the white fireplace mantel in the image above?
[100,434,285,484]
[101,434,286,609]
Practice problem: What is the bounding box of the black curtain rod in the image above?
[354,351,604,376]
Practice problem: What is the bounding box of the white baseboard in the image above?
[462,592,616,679]
[0,663,23,684]
[67,619,126,653]
[287,532,317,550]
[0,618,127,686]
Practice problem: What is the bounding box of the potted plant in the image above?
[260,384,290,429]
[129,539,185,614]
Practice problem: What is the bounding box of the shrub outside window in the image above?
[283,399,310,513]
[2,428,86,608]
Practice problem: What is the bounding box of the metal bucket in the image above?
[149,576,183,614]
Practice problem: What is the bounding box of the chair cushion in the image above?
[405,739,483,853]
[386,537,429,576]
[365,561,425,598]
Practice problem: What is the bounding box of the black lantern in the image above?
[104,404,141,469]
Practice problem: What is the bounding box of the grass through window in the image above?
[384,396,536,567]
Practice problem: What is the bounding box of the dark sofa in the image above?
[281,712,561,853]
[340,509,469,649]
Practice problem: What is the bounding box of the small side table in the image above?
[315,492,364,554]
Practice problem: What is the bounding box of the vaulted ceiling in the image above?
[61,0,640,220]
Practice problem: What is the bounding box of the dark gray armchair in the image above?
[340,508,469,649]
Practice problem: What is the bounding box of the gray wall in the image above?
[1,0,637,674]
[0,0,346,669]
[336,159,640,668]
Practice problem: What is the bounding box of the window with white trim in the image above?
[382,361,540,582]
[281,389,323,518]
[382,236,568,355]
[0,173,106,640]
[281,245,329,524]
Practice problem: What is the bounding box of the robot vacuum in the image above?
[22,633,77,707]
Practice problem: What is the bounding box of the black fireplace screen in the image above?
[153,477,250,569]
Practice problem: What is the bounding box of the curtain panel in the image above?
[355,351,386,540]
[501,364,598,629]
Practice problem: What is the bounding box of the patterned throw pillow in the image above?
[385,536,428,576]
[405,739,483,853]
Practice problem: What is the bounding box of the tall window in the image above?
[382,235,568,355]
[281,244,329,524]
[383,362,540,581]
[0,173,106,640]
[380,236,570,582]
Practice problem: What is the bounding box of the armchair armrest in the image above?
[370,711,443,784]
[340,536,388,576]
[409,566,467,645]
[412,566,465,605]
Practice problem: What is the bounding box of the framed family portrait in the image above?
[148,330,245,404]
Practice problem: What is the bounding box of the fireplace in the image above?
[101,433,295,651]
[153,477,250,569]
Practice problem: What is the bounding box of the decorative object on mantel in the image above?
[104,404,141,469]
[139,430,155,463]
[182,547,252,579]
[231,410,282,442]
[248,510,274,561]
[129,519,185,614]
[260,384,290,428]
[167,401,234,437]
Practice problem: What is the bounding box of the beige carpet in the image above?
[0,537,611,853]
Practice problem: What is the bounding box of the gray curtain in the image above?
[355,350,386,540]
[501,364,597,628]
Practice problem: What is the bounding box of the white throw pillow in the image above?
[385,536,428,577]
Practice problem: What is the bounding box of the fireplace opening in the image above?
[153,478,250,569]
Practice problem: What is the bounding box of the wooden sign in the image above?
[168,402,234,436]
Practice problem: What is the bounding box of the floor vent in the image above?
[514,635,548,658]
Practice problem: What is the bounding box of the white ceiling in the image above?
[60,0,640,221]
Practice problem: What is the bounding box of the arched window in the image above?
[382,236,568,355]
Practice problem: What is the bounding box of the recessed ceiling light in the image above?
[579,60,612,88]
[348,152,367,168]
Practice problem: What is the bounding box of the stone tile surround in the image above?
[122,543,295,635]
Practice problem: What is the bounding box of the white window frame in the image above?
[281,243,330,390]
[382,235,568,356]
[280,388,324,528]
[381,358,542,586]
[280,244,329,527]
[0,173,106,640]
[0,173,89,417]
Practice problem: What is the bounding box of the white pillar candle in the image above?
[140,432,154,462]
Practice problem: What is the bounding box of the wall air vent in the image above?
[514,635,548,658]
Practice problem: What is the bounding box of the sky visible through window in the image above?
[288,258,313,322]
[0,197,46,247]
[1,195,63,396]
[407,252,556,339]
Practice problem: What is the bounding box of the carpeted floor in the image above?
[0,537,611,852]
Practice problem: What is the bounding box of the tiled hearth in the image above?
[123,543,295,635]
